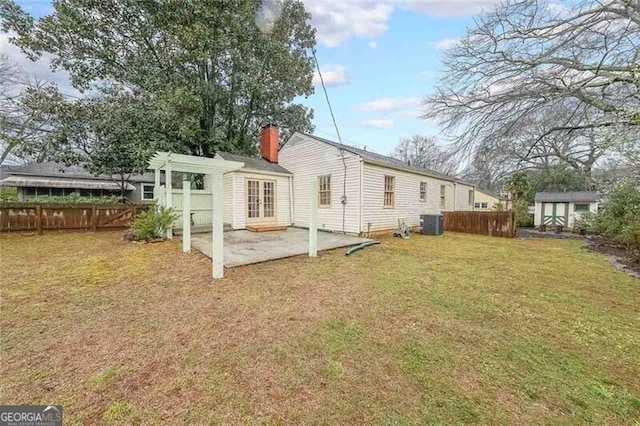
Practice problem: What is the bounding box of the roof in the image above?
[534,191,598,202]
[1,162,156,183]
[216,152,291,174]
[475,188,506,200]
[291,132,472,186]
[0,175,135,191]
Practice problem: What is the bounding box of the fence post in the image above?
[91,205,98,231]
[36,205,43,235]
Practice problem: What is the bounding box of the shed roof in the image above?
[291,132,472,186]
[0,175,135,190]
[216,152,291,174]
[534,191,598,202]
[1,161,156,183]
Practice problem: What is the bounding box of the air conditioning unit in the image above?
[420,214,443,235]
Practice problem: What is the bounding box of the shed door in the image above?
[246,179,277,224]
[543,202,568,226]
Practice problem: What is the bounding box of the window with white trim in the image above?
[420,181,427,202]
[142,184,155,200]
[384,176,395,207]
[318,175,331,206]
[468,189,474,206]
[440,185,446,209]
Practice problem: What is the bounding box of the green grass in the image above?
[0,231,638,424]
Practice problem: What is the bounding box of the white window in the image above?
[384,176,395,208]
[475,202,488,209]
[318,175,331,206]
[440,185,446,209]
[142,184,155,200]
[420,182,427,202]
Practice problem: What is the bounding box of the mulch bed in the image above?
[585,235,640,279]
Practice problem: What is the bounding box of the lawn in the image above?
[1,231,639,425]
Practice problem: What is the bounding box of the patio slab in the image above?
[190,227,373,267]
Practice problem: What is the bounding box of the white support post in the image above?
[182,179,191,253]
[211,172,224,278]
[165,161,173,239]
[309,179,318,257]
[153,168,161,201]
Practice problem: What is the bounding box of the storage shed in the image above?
[534,191,598,229]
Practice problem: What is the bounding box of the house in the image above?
[211,125,475,234]
[0,162,158,203]
[534,191,598,228]
[474,188,507,211]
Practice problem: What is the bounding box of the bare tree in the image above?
[0,54,51,164]
[390,135,460,176]
[426,0,640,164]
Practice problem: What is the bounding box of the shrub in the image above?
[514,199,533,227]
[573,211,596,233]
[22,194,123,204]
[621,219,640,261]
[128,203,177,241]
[0,187,17,202]
[591,181,640,261]
[593,182,640,239]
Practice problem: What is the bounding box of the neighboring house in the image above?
[534,191,598,228]
[0,162,158,203]
[474,188,507,211]
[213,126,474,234]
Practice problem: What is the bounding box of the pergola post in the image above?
[153,168,161,201]
[309,179,318,257]
[165,160,173,239]
[211,172,224,278]
[182,179,191,253]
[148,151,242,279]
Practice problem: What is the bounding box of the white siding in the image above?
[228,171,291,230]
[205,171,291,229]
[279,135,361,234]
[362,163,462,232]
[455,183,476,211]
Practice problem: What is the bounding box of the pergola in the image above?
[148,152,244,279]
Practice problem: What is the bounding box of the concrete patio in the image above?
[190,227,373,267]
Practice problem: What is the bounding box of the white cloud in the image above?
[303,1,393,47]
[358,96,422,112]
[363,118,394,128]
[429,37,460,50]
[368,40,378,49]
[303,0,500,47]
[312,64,350,87]
[402,0,499,17]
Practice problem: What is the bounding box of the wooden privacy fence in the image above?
[443,211,516,238]
[0,203,148,234]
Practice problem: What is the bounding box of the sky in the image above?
[2,0,499,156]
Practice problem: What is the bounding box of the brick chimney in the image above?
[260,124,279,163]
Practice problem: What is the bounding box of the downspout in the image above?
[289,175,294,226]
[339,149,347,234]
[453,182,457,212]
[358,158,364,235]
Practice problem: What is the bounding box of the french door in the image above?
[246,179,276,224]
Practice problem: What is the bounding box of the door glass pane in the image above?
[263,181,275,218]
[247,180,260,218]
